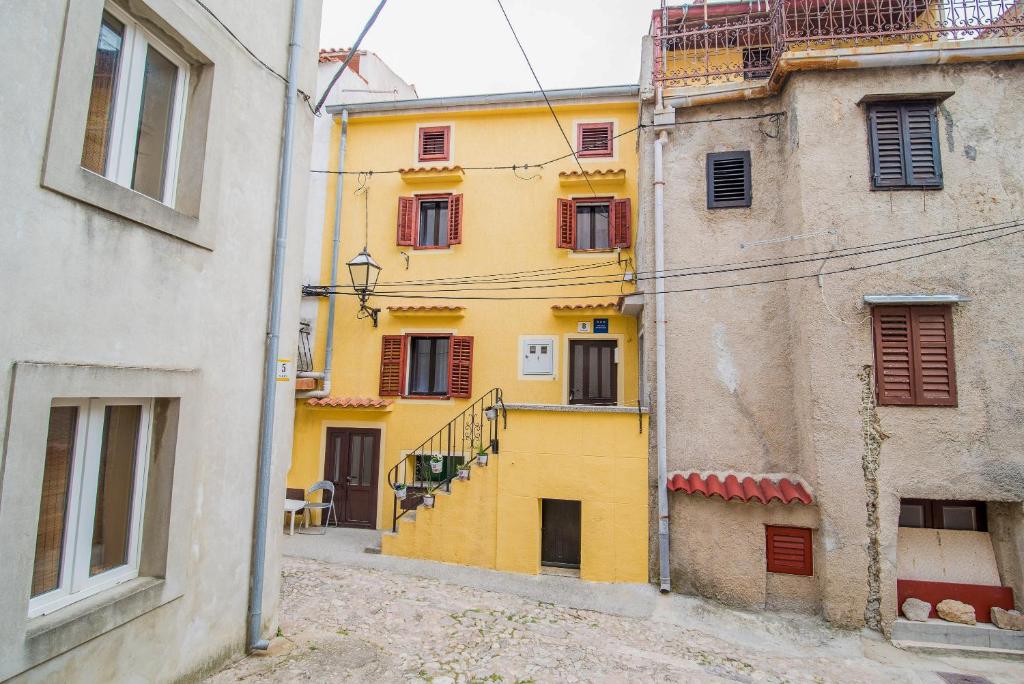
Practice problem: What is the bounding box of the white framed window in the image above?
[29,398,153,618]
[81,2,188,205]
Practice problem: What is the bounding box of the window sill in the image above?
[870,185,943,192]
[412,245,454,251]
[503,403,649,415]
[399,395,454,402]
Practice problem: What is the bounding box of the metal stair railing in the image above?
[386,388,506,532]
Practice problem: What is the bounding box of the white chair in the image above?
[301,480,338,534]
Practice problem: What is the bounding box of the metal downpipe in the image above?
[654,130,672,593]
[297,109,348,400]
[247,0,303,652]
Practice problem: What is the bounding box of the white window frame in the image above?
[28,398,153,618]
[88,2,188,206]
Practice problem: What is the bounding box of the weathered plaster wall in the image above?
[643,59,1024,630]
[0,0,321,680]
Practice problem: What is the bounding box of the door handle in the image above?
[346,476,357,483]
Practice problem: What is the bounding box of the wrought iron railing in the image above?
[297,321,313,373]
[652,0,1024,88]
[386,388,506,532]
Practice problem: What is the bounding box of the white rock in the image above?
[901,597,931,622]
[991,607,1024,631]
[936,599,976,625]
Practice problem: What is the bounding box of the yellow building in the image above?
[288,85,648,583]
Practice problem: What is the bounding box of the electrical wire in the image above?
[313,0,389,114]
[316,226,1023,301]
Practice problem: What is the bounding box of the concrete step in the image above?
[891,618,1024,657]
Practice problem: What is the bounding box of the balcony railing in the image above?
[652,0,1024,87]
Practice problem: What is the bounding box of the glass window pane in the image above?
[90,405,141,576]
[576,206,592,249]
[348,435,361,483]
[434,337,449,394]
[898,503,925,528]
[81,12,125,174]
[131,46,178,201]
[360,438,373,486]
[593,205,610,249]
[410,338,431,394]
[32,407,79,597]
[942,506,978,531]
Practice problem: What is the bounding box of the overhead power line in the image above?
[315,225,1023,301]
[313,0,389,115]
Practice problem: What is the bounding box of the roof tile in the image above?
[667,471,813,505]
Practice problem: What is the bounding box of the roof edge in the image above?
[327,84,640,116]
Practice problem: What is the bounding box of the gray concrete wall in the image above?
[642,60,1024,630]
[0,0,321,680]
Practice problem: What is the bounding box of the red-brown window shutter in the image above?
[577,122,613,157]
[911,305,957,406]
[448,193,464,244]
[448,336,473,398]
[397,196,416,246]
[610,198,632,248]
[766,526,812,576]
[379,335,406,396]
[872,306,915,405]
[418,126,450,162]
[556,198,575,248]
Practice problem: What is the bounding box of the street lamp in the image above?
[346,246,382,327]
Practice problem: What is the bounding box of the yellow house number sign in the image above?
[276,358,292,382]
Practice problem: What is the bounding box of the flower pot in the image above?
[393,485,407,500]
[477,452,489,466]
[429,459,443,474]
[457,468,470,481]
[422,494,435,508]
[484,406,498,421]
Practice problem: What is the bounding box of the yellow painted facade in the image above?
[288,91,648,583]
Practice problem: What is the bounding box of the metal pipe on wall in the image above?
[653,129,672,593]
[247,0,303,653]
[298,109,349,400]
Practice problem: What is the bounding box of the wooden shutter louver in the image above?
[418,126,450,162]
[449,336,473,398]
[397,196,416,246]
[706,151,751,208]
[447,193,463,244]
[872,306,915,405]
[766,526,813,576]
[610,198,632,248]
[868,102,942,189]
[556,198,575,248]
[578,122,613,157]
[904,104,942,187]
[911,306,956,406]
[379,335,406,396]
[869,105,906,187]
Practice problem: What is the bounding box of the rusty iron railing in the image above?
[653,0,1024,88]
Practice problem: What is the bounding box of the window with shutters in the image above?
[397,194,463,249]
[867,101,943,190]
[379,334,473,399]
[871,305,957,407]
[418,126,450,162]
[706,151,751,209]
[765,525,813,576]
[899,499,987,532]
[556,197,631,251]
[577,122,614,158]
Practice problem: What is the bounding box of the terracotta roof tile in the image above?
[397,166,464,174]
[551,301,620,311]
[557,168,627,179]
[387,305,464,312]
[306,397,392,409]
[667,471,813,505]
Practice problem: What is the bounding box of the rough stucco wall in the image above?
[989,502,1024,611]
[644,59,1024,630]
[0,0,321,680]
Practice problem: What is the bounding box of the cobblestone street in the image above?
[208,538,1024,684]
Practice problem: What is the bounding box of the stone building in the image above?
[0,0,320,679]
[638,0,1024,646]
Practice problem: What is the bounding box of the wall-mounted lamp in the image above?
[346,246,382,327]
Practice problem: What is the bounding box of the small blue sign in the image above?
[593,318,609,334]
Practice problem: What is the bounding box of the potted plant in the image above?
[476,447,489,466]
[393,482,408,500]
[422,491,435,508]
[484,405,498,421]
[429,454,444,474]
[457,464,471,481]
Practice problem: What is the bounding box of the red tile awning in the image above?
[667,471,813,505]
[306,397,393,409]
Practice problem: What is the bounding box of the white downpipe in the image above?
[654,130,671,593]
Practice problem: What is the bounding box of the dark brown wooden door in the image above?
[541,499,581,568]
[324,428,380,528]
[569,340,617,405]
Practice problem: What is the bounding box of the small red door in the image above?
[324,428,380,528]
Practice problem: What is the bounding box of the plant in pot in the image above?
[457,464,471,481]
[429,454,444,474]
[476,446,489,466]
[422,490,435,508]
[393,482,408,500]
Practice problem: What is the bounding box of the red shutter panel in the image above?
[418,126,450,162]
[766,526,812,576]
[556,198,575,249]
[873,306,915,405]
[379,335,406,396]
[577,122,613,157]
[911,305,957,406]
[448,336,473,398]
[447,193,463,244]
[397,197,416,246]
[610,198,632,248]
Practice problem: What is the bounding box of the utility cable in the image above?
[313,0,389,114]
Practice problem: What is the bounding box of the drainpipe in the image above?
[297,109,348,400]
[653,129,672,594]
[247,0,303,652]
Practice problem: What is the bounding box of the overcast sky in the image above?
[319,0,652,98]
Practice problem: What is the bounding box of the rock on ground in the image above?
[902,597,932,622]
[991,607,1024,631]
[937,600,977,625]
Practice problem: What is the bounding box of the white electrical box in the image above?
[522,338,554,375]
